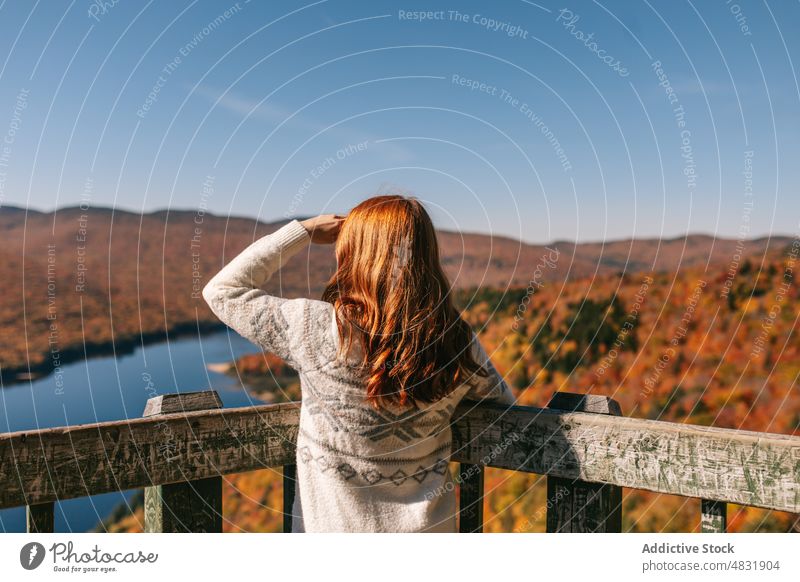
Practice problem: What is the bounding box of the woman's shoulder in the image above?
[281,298,339,367]
[301,298,337,340]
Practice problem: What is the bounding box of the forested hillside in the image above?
[99,242,799,533]
[0,204,789,382]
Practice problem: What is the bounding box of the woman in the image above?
[203,195,514,532]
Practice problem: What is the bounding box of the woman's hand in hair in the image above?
[300,214,346,244]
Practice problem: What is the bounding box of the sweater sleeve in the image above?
[202,220,312,370]
[462,332,516,406]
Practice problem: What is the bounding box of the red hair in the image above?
[321,195,487,408]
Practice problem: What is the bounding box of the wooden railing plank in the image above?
[0,401,300,510]
[1,400,799,513]
[450,402,800,513]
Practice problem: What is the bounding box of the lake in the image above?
[0,331,264,532]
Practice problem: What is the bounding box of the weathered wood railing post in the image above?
[283,463,296,533]
[700,499,727,532]
[458,463,485,533]
[26,502,55,533]
[143,390,223,533]
[546,392,623,533]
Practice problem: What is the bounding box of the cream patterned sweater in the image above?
[202,220,515,532]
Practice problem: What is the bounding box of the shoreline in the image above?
[0,320,228,387]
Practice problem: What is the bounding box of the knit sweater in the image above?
[202,219,515,532]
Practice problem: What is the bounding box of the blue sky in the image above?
[0,0,798,243]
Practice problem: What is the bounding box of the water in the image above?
[0,331,265,532]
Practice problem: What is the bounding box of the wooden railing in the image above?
[1,390,798,533]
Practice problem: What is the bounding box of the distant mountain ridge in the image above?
[2,203,788,277]
[0,204,792,381]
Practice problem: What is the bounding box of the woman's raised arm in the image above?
[202,219,312,369]
[202,215,344,370]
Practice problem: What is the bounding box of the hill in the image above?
[0,204,791,382]
[96,245,799,533]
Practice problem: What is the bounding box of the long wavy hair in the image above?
[321,195,488,408]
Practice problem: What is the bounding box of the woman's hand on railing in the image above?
[301,214,346,244]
